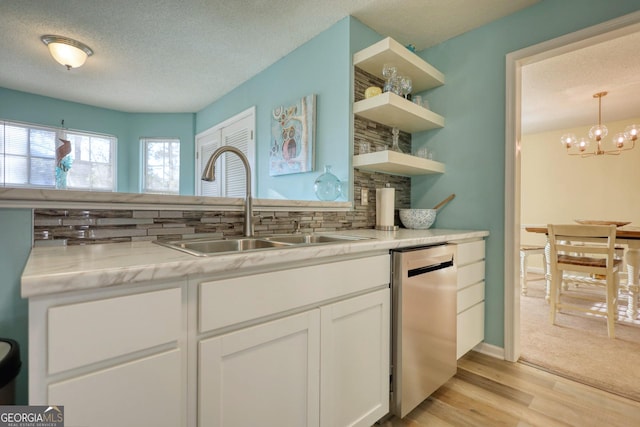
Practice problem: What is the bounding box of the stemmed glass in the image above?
[399,76,413,99]
[382,64,398,94]
[382,63,397,79]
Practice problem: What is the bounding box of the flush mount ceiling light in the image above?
[560,91,638,157]
[41,35,93,70]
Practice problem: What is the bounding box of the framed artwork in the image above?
[270,94,316,176]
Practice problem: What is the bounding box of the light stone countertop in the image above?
[21,228,489,298]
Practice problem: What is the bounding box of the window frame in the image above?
[140,137,181,195]
[0,120,117,191]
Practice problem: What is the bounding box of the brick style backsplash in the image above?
[353,66,412,221]
[33,209,372,245]
[32,67,412,245]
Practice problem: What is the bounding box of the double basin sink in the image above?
[154,233,370,257]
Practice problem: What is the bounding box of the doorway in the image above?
[504,11,640,362]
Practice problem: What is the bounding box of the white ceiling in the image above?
[522,26,640,134]
[2,0,637,135]
[1,0,538,113]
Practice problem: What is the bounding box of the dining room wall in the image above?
[520,116,640,263]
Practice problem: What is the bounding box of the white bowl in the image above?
[399,209,436,229]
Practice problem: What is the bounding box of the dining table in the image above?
[525,225,640,320]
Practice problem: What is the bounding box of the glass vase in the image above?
[314,165,342,201]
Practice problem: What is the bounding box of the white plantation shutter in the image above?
[195,107,255,197]
[223,125,251,198]
[197,134,222,197]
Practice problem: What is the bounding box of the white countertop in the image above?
[21,228,488,298]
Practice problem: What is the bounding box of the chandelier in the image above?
[560,91,638,157]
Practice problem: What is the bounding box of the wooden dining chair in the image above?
[548,224,621,338]
[520,245,547,295]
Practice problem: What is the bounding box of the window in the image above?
[195,107,255,197]
[0,120,116,190]
[141,138,180,194]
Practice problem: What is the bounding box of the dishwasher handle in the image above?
[407,256,454,277]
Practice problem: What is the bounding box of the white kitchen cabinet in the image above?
[28,283,187,426]
[194,254,391,427]
[198,310,320,427]
[320,288,390,427]
[49,350,182,427]
[452,239,486,358]
[28,254,391,427]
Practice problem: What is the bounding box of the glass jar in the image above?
[314,165,342,201]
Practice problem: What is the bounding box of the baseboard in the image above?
[472,342,505,360]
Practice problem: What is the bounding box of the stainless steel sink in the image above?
[154,237,293,257]
[154,233,370,256]
[264,234,369,244]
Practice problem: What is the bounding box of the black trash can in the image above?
[0,339,21,405]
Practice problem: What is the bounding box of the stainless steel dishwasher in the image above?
[390,243,457,418]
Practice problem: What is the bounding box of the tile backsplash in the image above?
[33,208,372,245]
[31,67,412,246]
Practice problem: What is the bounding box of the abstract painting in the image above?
[270,94,316,176]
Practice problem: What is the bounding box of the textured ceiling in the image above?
[522,26,640,134]
[6,0,637,135]
[0,0,538,113]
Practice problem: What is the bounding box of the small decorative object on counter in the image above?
[399,209,436,229]
[405,44,416,52]
[314,165,342,201]
[364,86,382,99]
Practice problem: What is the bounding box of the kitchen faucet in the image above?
[201,146,253,237]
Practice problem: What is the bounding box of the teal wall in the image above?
[411,0,640,347]
[0,90,194,403]
[0,209,32,404]
[196,17,354,201]
[0,87,195,194]
[2,1,639,403]
[126,113,196,195]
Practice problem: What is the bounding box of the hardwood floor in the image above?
[378,351,640,427]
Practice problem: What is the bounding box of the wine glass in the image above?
[382,63,397,79]
[399,76,413,99]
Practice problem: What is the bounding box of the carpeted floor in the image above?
[519,273,640,402]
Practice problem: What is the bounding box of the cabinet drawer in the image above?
[457,302,484,359]
[48,288,181,374]
[199,255,390,333]
[455,240,485,266]
[49,349,182,427]
[457,281,484,313]
[457,261,485,290]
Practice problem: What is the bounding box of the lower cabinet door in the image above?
[198,310,321,427]
[457,301,485,359]
[48,349,183,427]
[320,288,390,427]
